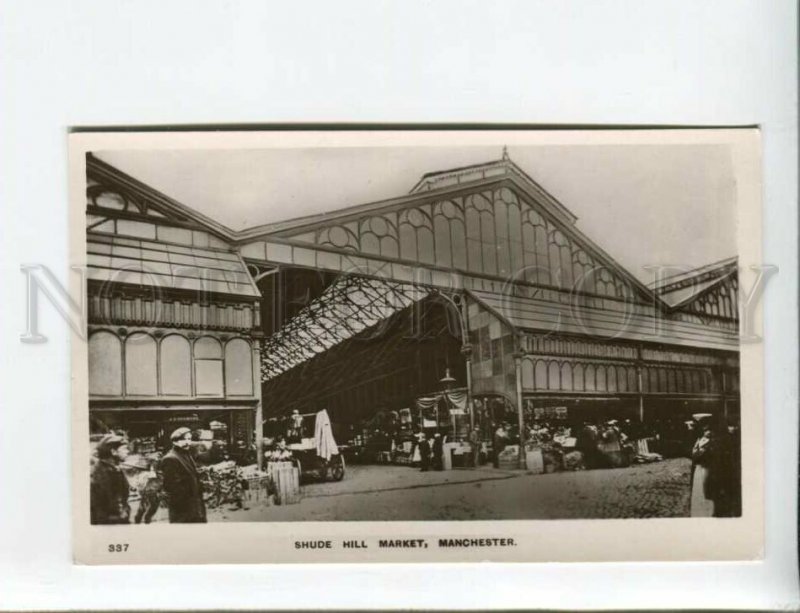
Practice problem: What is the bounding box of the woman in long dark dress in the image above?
[707,425,742,517]
[690,421,715,517]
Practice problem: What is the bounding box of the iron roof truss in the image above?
[260,274,430,381]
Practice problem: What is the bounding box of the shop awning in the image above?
[261,275,430,380]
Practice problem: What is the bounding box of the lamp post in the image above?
[440,368,456,438]
[432,289,474,439]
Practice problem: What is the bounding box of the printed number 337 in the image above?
[108,544,129,552]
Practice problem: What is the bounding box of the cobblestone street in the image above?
[197,457,692,522]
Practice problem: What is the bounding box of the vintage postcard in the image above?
[70,129,764,564]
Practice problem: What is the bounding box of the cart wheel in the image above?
[328,455,345,481]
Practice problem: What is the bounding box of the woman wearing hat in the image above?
[689,415,716,517]
[160,427,207,523]
[90,434,131,524]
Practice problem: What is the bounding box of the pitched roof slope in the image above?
[650,257,738,309]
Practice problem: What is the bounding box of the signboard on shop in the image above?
[530,406,568,420]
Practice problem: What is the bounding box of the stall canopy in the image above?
[261,274,430,380]
[416,390,468,411]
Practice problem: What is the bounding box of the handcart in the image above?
[287,409,346,483]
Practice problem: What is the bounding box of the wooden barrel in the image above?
[268,462,301,505]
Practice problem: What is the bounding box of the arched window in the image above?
[649,368,660,393]
[596,365,607,391]
[560,363,573,391]
[708,371,720,393]
[465,202,482,272]
[399,207,435,265]
[493,192,511,277]
[548,362,561,390]
[573,363,585,391]
[507,200,524,279]
[584,364,596,391]
[440,200,467,270]
[89,331,122,396]
[194,337,223,397]
[464,193,498,276]
[433,211,453,268]
[479,207,496,275]
[125,333,157,396]
[572,250,596,294]
[318,225,359,251]
[521,209,543,284]
[607,366,618,392]
[626,367,644,392]
[534,223,550,285]
[690,370,702,393]
[658,369,668,393]
[679,370,691,393]
[698,371,709,393]
[667,369,677,394]
[548,239,562,288]
[534,360,548,390]
[360,215,398,258]
[552,231,574,289]
[399,220,417,261]
[597,268,614,297]
[225,338,253,396]
[618,366,631,392]
[675,369,686,392]
[160,335,191,396]
[521,359,534,389]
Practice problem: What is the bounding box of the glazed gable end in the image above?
[238,174,659,308]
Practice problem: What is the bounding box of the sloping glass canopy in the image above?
[260,275,430,380]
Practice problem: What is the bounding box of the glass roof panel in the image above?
[87,232,259,297]
[261,275,429,381]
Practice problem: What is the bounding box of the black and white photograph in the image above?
[79,131,753,536]
[2,0,795,607]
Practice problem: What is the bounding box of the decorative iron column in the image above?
[721,370,728,422]
[636,345,645,423]
[458,297,474,432]
[461,344,474,431]
[513,345,526,469]
[253,338,265,471]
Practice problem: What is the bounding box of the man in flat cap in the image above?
[90,433,131,524]
[160,427,207,523]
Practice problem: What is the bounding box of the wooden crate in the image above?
[245,476,271,502]
[268,463,301,505]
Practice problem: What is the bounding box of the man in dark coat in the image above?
[432,433,444,471]
[468,426,481,468]
[160,427,207,523]
[576,422,599,469]
[90,434,131,524]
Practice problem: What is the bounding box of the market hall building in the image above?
[84,152,740,460]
